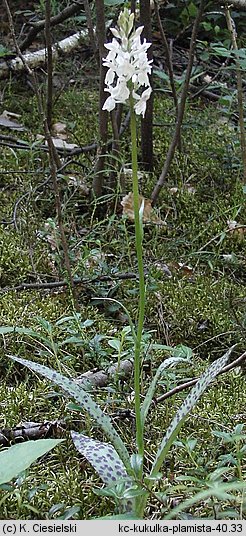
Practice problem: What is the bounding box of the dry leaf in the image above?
[52,122,67,140]
[122,167,144,180]
[154,262,172,278]
[185,184,196,195]
[172,261,194,276]
[2,110,21,119]
[169,184,196,195]
[47,138,79,150]
[68,175,90,196]
[121,192,165,225]
[169,187,178,195]
[36,134,79,150]
[0,110,26,131]
[85,251,106,270]
[227,220,246,240]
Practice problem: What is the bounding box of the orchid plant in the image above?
[102,8,152,117]
[5,8,240,519]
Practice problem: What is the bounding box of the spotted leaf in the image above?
[141,355,190,427]
[10,356,131,474]
[71,431,128,485]
[150,346,235,478]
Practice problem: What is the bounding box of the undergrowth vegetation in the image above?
[0,1,245,522]
[0,82,245,518]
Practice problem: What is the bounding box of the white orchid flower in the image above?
[102,8,152,117]
[133,87,152,117]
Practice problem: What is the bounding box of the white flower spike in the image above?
[103,8,152,117]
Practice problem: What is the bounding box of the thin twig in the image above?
[155,351,246,404]
[83,0,98,61]
[224,3,246,182]
[151,0,206,205]
[153,0,178,114]
[92,0,109,198]
[19,2,85,51]
[0,272,138,293]
[45,0,53,131]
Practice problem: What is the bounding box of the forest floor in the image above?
[0,14,246,520]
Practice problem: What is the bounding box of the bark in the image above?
[0,421,66,447]
[0,31,87,80]
[92,0,108,198]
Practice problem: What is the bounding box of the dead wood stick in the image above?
[0,31,87,80]
[19,2,85,52]
[0,420,67,447]
[155,351,246,404]
[0,272,138,293]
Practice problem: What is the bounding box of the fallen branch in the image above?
[0,272,137,293]
[19,2,85,52]
[0,420,67,447]
[155,351,246,404]
[0,410,134,447]
[0,111,130,157]
[2,352,244,446]
[0,31,87,80]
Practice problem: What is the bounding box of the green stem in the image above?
[130,95,146,479]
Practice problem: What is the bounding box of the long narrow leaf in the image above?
[10,356,132,474]
[140,356,189,427]
[149,346,235,478]
[0,326,52,346]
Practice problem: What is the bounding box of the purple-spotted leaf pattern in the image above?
[141,355,189,427]
[10,356,131,474]
[150,346,235,478]
[71,431,127,485]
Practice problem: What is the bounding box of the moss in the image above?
[0,77,245,519]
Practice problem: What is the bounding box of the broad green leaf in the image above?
[149,346,235,478]
[71,432,128,486]
[58,336,84,346]
[10,356,131,474]
[141,356,189,427]
[108,339,121,352]
[153,69,170,83]
[0,439,63,485]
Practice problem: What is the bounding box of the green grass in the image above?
[0,76,245,519]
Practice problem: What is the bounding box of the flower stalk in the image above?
[130,94,145,476]
[102,4,152,498]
